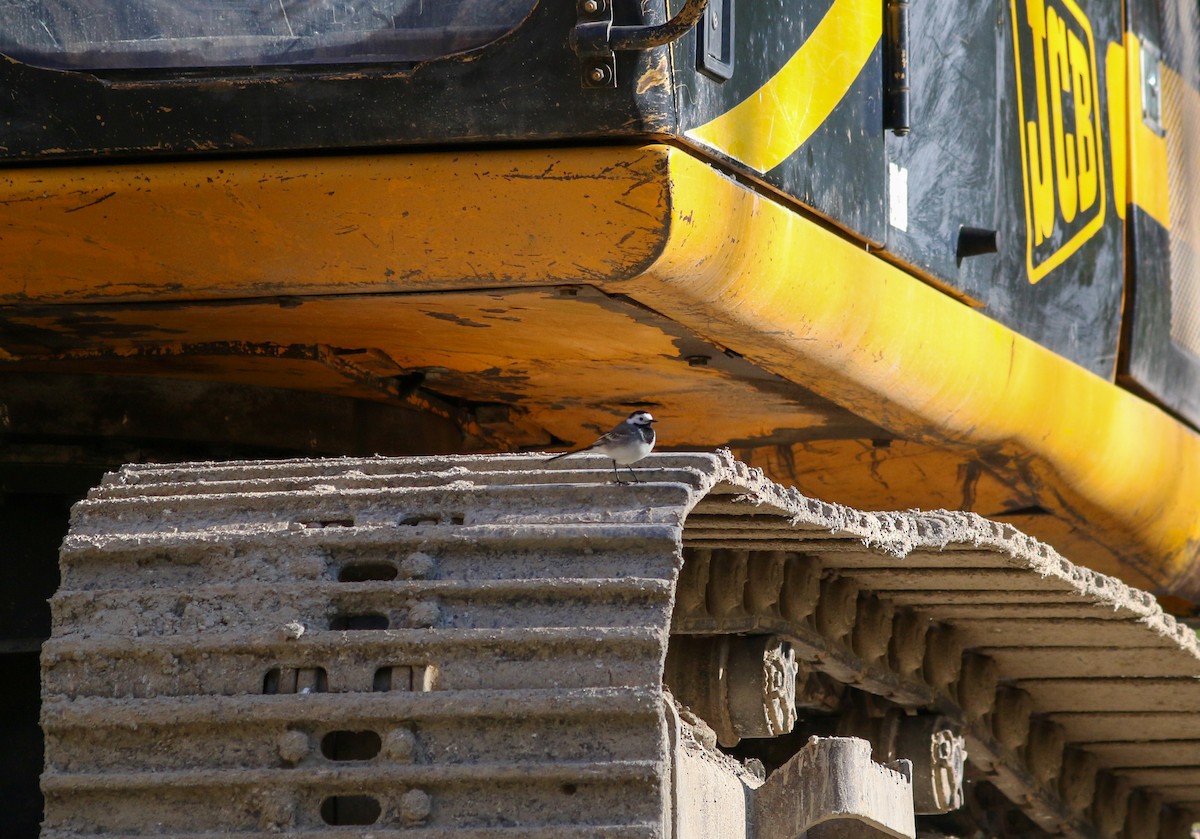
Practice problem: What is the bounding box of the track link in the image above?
[42,452,1200,837]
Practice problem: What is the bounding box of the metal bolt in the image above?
[399,552,436,579]
[385,728,419,762]
[277,730,310,764]
[406,601,441,628]
[583,0,600,12]
[258,794,295,830]
[399,788,432,824]
[588,65,609,84]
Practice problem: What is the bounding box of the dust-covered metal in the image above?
[664,634,799,747]
[752,737,915,839]
[42,452,1200,837]
[573,0,709,87]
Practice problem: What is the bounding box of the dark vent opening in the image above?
[320,795,381,826]
[399,513,464,526]
[330,613,390,630]
[338,562,399,582]
[320,730,383,761]
[263,666,328,695]
[298,518,355,529]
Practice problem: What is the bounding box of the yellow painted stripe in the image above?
[684,0,881,173]
[1127,33,1170,228]
[1105,40,1127,220]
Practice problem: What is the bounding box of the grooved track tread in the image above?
[43,452,1200,837]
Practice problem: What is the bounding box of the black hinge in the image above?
[573,0,711,88]
[884,0,910,135]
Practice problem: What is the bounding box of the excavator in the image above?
[1,0,1199,836]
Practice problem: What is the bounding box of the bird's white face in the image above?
[628,411,656,426]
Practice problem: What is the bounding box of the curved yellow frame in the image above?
[1,143,1197,595]
[636,148,1200,596]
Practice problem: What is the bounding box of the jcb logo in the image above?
[1012,0,1106,282]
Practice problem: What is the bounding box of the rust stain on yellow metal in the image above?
[736,439,1155,590]
[636,55,669,95]
[3,289,850,455]
[0,149,671,303]
[738,439,1027,515]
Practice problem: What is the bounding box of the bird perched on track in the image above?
[545,410,657,484]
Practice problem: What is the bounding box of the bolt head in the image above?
[399,789,433,824]
[588,65,608,84]
[385,727,419,761]
[583,0,600,12]
[277,730,310,764]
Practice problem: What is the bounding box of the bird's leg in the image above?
[627,465,641,484]
[611,460,627,485]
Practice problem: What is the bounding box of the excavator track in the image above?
[41,452,1200,837]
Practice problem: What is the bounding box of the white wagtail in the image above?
[545,410,657,483]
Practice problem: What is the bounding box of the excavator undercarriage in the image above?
[41,452,1200,838]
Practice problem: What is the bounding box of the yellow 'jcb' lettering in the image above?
[1025,0,1056,244]
[1071,32,1098,213]
[1048,8,1078,223]
[1022,0,1099,244]
[1012,0,1105,281]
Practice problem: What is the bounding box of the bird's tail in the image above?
[544,449,579,463]
[545,443,599,463]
